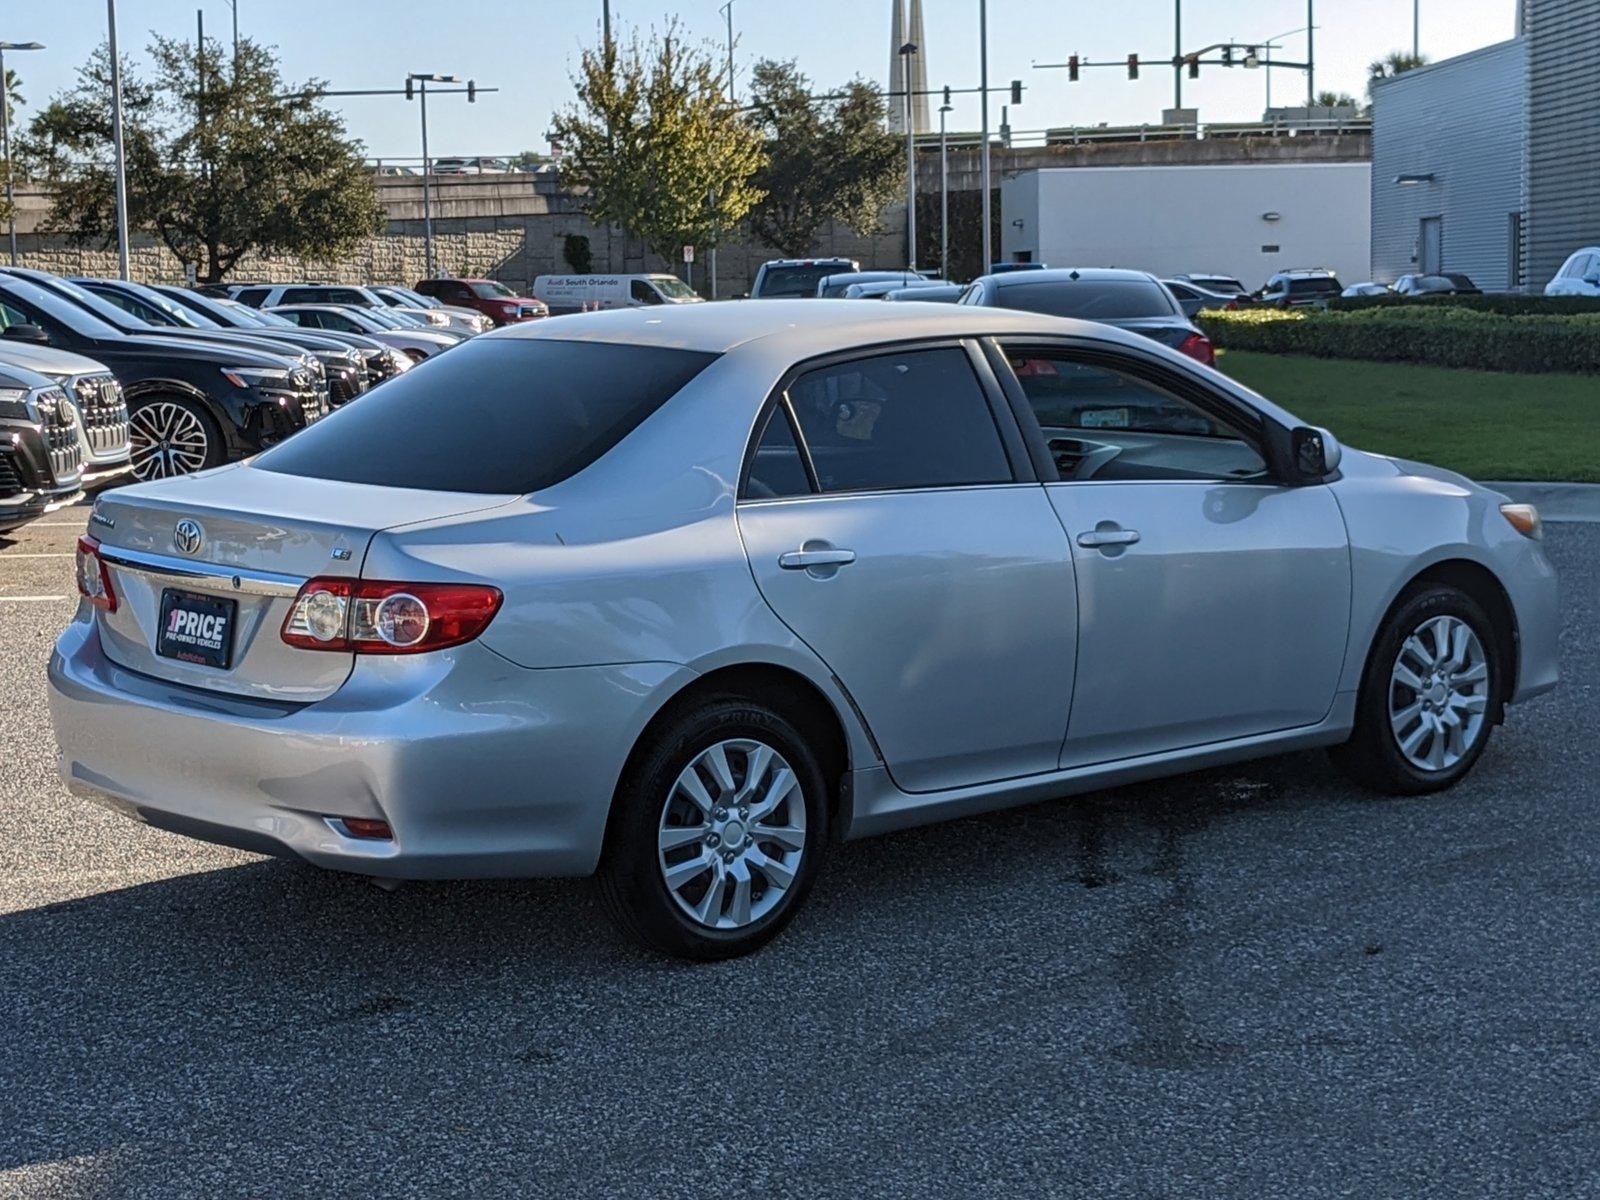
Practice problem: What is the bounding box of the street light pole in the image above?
[1306,0,1315,104]
[712,0,734,300]
[0,41,45,267]
[978,0,990,275]
[938,96,950,279]
[1413,0,1420,58]
[900,42,917,272]
[1173,0,1182,111]
[408,72,461,280]
[107,0,131,279]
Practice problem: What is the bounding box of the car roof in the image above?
[495,297,1152,356]
[983,267,1159,286]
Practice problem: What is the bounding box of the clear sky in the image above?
[12,0,1517,161]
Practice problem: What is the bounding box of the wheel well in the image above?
[1394,559,1519,707]
[617,663,853,835]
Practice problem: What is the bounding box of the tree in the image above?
[1366,51,1429,100]
[743,60,902,257]
[0,68,24,226]
[550,26,765,266]
[23,36,382,281]
[1313,90,1359,109]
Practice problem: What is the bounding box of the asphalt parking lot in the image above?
[2,504,1596,1199]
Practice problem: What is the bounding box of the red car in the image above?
[413,277,548,326]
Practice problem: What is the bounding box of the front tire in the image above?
[1330,584,1502,795]
[599,697,829,960]
[128,395,223,481]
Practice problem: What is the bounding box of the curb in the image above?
[1485,482,1600,524]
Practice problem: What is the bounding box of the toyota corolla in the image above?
[49,302,1559,959]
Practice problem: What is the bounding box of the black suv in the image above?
[0,275,322,481]
[1256,270,1344,309]
[77,278,374,409]
[0,361,82,533]
[149,285,413,391]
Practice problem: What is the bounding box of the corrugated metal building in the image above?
[1371,0,1600,291]
[1370,41,1527,289]
[1525,0,1600,287]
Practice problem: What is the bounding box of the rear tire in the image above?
[128,395,223,481]
[598,696,829,961]
[1330,584,1502,795]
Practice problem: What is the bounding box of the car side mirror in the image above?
[2,322,49,345]
[1292,426,1341,479]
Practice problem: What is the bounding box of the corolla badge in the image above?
[173,518,205,556]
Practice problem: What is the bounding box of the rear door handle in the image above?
[779,547,857,570]
[1076,528,1141,549]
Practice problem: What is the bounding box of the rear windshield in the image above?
[1288,277,1341,295]
[756,266,842,298]
[991,279,1177,320]
[255,339,718,494]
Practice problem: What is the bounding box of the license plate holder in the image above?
[157,589,237,669]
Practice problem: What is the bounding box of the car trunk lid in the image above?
[89,464,516,701]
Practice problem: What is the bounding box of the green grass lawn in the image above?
[1217,350,1600,482]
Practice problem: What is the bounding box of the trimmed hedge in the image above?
[1198,306,1600,374]
[1328,292,1600,315]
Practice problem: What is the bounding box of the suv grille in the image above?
[328,369,368,407]
[40,390,84,487]
[72,373,131,459]
[0,451,21,497]
[290,368,327,426]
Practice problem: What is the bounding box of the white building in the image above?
[1000,162,1372,290]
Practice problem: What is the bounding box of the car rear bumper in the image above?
[48,617,684,878]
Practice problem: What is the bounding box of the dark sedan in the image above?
[958,268,1215,365]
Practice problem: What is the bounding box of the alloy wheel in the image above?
[1388,614,1490,772]
[657,737,807,930]
[129,402,210,481]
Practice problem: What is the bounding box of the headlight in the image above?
[387,349,412,372]
[424,311,449,327]
[0,386,30,419]
[221,365,291,389]
[344,348,362,365]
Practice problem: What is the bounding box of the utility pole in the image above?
[979,0,990,275]
[107,0,131,279]
[1413,0,1420,58]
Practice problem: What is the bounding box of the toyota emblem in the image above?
[173,518,205,556]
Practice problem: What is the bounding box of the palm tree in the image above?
[1367,50,1428,99]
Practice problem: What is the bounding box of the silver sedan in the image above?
[49,302,1559,959]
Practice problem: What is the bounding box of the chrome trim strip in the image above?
[97,545,306,598]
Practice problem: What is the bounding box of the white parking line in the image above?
[0,595,70,602]
[0,553,74,559]
[31,521,88,528]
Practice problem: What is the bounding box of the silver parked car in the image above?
[49,302,1559,959]
[266,304,460,361]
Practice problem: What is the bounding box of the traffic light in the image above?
[405,77,414,100]
[1221,45,1234,67]
[1068,54,1079,82]
[1010,79,1022,105]
[1187,54,1200,79]
[467,79,478,103]
[942,85,951,107]
[1127,54,1139,80]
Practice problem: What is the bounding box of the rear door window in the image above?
[783,347,1013,493]
[234,287,270,307]
[256,339,718,494]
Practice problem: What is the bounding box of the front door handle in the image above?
[1076,528,1141,549]
[779,547,857,570]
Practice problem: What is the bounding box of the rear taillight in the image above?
[1225,299,1240,311]
[74,536,117,612]
[1177,333,1216,366]
[281,578,502,654]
